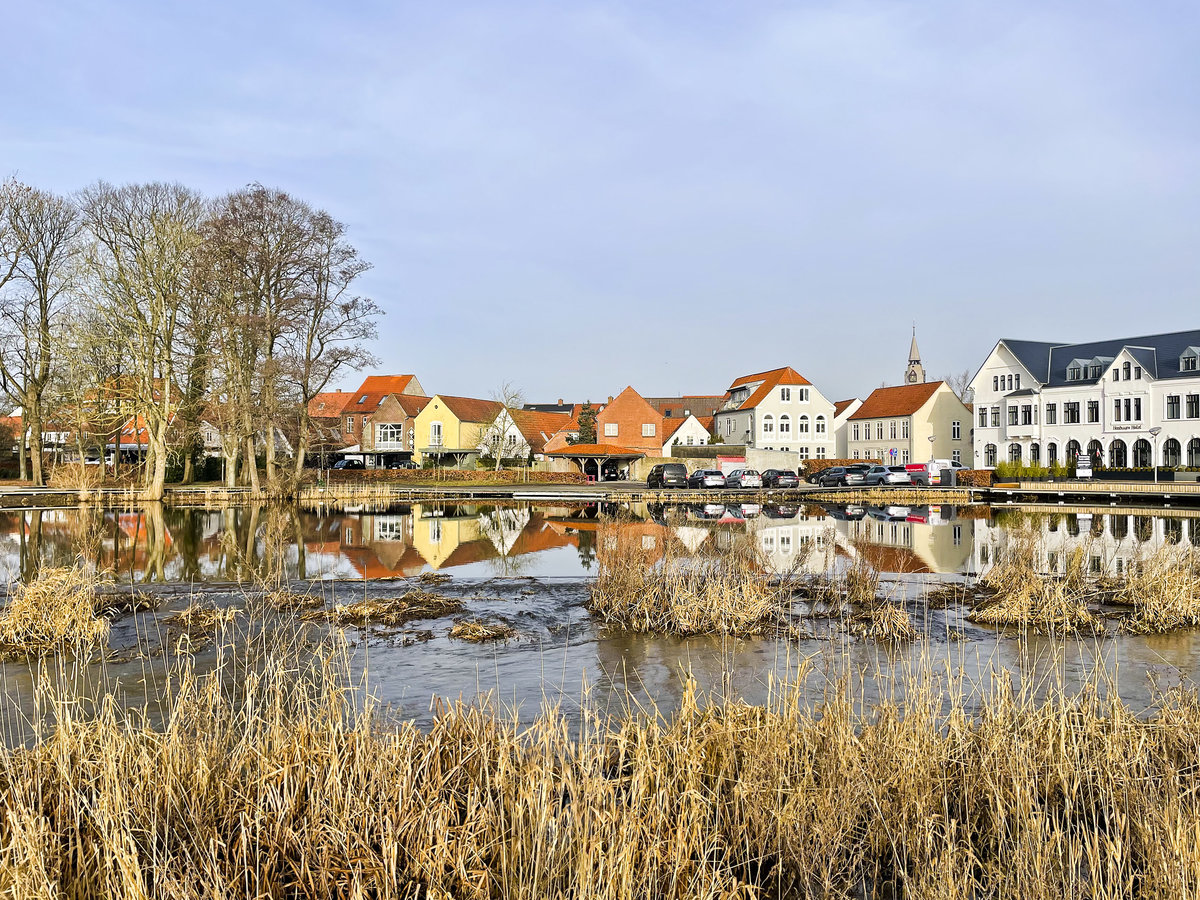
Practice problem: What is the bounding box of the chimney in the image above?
[607,396,613,404]
[557,398,563,405]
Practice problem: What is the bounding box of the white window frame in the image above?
[951,420,961,440]
[641,423,656,437]
[429,421,442,446]
[604,422,618,437]
[780,387,791,402]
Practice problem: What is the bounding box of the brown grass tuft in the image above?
[0,566,109,658]
[850,601,917,642]
[1119,547,1200,633]
[449,618,517,642]
[305,590,465,629]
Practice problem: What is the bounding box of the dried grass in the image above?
[449,618,517,642]
[850,602,917,642]
[1119,547,1200,634]
[3,638,1200,899]
[306,590,465,629]
[164,602,239,653]
[0,566,109,658]
[587,526,798,636]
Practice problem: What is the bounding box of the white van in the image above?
[906,459,965,485]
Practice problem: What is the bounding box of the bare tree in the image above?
[80,181,206,501]
[0,180,81,485]
[943,369,974,404]
[479,383,525,471]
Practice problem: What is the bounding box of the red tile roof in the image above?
[661,417,688,440]
[338,375,424,417]
[546,443,644,458]
[308,391,351,417]
[509,409,573,455]
[833,398,859,417]
[848,382,944,420]
[393,395,431,417]
[436,395,504,424]
[727,366,814,411]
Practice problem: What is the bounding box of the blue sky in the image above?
[4,1,1198,403]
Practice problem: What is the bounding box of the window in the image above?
[779,415,791,435]
[1009,443,1022,462]
[429,421,442,446]
[642,423,656,437]
[345,416,355,432]
[889,420,897,440]
[1090,365,1102,379]
[851,422,859,440]
[1188,395,1199,418]
[1087,400,1099,423]
[1123,362,1131,380]
[1114,399,1122,421]
[1183,354,1199,371]
[1045,403,1056,424]
[851,449,858,459]
[1167,395,1181,419]
[901,449,909,464]
[799,446,809,459]
[874,421,883,440]
[1112,370,1119,382]
[985,444,997,467]
[762,415,774,434]
[1064,402,1080,424]
[1022,405,1034,425]
[1015,375,1020,390]
[816,446,826,458]
[798,415,810,434]
[1008,406,1018,426]
[685,435,693,445]
[780,387,791,402]
[1135,398,1142,420]
[952,420,961,440]
[377,422,402,444]
[1124,398,1131,421]
[1068,366,1082,381]
[992,376,998,391]
[799,388,809,401]
[1135,366,1142,379]
[990,407,1000,427]
[979,407,987,427]
[952,449,961,464]
[604,422,618,437]
[1007,375,1014,391]
[816,416,826,434]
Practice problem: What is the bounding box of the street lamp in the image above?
[1149,426,1162,484]
[927,434,936,459]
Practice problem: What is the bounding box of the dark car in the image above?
[806,467,831,484]
[817,465,868,487]
[647,462,688,488]
[687,469,726,489]
[332,458,365,470]
[761,468,800,488]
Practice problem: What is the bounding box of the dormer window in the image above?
[1068,365,1082,381]
[1123,362,1131,379]
[357,395,367,404]
[1089,365,1101,379]
[1182,347,1200,371]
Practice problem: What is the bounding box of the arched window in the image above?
[762,414,774,434]
[1066,440,1081,461]
[1109,439,1127,468]
[985,444,997,467]
[779,414,791,435]
[1009,443,1022,462]
[1030,443,1041,464]
[1047,442,1058,466]
[798,415,809,434]
[1133,439,1151,468]
[1087,440,1104,466]
[1163,438,1181,467]
[1189,438,1200,467]
[815,415,827,434]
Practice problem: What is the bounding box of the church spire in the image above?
[906,325,925,384]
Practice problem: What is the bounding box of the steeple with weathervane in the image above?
[906,325,925,384]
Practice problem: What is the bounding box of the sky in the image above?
[3,1,1198,404]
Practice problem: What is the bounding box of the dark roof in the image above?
[999,330,1200,387]
[1005,388,1038,398]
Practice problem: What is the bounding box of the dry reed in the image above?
[0,566,109,658]
[2,637,1200,899]
[1119,546,1200,633]
[587,526,797,636]
[305,589,464,629]
[449,618,517,642]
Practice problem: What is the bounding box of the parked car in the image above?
[724,468,763,489]
[806,467,831,484]
[906,459,966,486]
[332,458,365,470]
[761,468,799,488]
[387,460,419,469]
[817,465,868,487]
[864,465,912,486]
[687,468,726,489]
[647,462,689,488]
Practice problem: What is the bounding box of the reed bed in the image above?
[449,618,517,642]
[303,589,464,629]
[587,526,798,636]
[1119,546,1200,633]
[3,637,1200,899]
[0,565,109,659]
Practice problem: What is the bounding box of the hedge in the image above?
[798,458,883,478]
[321,468,587,485]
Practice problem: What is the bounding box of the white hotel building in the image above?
[969,330,1200,469]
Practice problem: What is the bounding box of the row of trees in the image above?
[0,179,381,498]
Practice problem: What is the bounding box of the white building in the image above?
[714,366,836,463]
[969,331,1200,469]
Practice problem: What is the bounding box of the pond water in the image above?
[3,501,1200,737]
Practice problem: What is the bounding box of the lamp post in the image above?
[1149,426,1162,484]
[927,434,936,459]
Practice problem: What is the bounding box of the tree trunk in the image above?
[181,451,194,485]
[265,424,277,487]
[244,435,261,493]
[17,422,27,481]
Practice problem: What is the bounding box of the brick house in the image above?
[595,387,671,456]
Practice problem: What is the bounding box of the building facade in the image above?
[713,366,836,462]
[845,381,972,466]
[969,331,1200,469]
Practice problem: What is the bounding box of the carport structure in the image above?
[546,443,643,482]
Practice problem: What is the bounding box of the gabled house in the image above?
[334,374,427,447]
[595,387,671,457]
[413,395,503,467]
[714,366,836,462]
[660,415,711,454]
[832,398,864,458]
[508,409,574,460]
[359,393,431,468]
[845,381,971,466]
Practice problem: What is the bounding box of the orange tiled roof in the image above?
[848,382,943,420]
[833,398,859,417]
[308,391,350,417]
[726,367,814,411]
[546,443,644,458]
[357,375,416,395]
[696,415,714,433]
[662,417,688,440]
[436,395,504,424]
[510,409,573,454]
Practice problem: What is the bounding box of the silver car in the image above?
[864,465,912,486]
[687,469,727,489]
[724,468,763,489]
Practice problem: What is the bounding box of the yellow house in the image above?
[413,394,503,467]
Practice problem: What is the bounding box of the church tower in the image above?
[906,326,925,384]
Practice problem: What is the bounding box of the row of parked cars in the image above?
[647,459,967,490]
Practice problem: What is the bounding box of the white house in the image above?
[713,366,836,463]
[660,414,710,454]
[969,330,1200,469]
